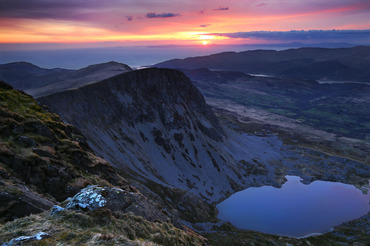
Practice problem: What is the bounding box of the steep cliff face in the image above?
[38,68,248,201]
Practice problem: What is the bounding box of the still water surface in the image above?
[217,176,370,237]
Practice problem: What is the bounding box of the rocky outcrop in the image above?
[64,185,168,222]
[1,206,207,246]
[1,185,207,245]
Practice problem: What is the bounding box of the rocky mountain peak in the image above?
[40,68,223,141]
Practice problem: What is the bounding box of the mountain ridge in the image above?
[0,61,132,97]
[155,46,370,82]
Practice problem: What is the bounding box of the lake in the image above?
[217,176,370,237]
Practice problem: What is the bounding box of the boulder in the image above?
[1,232,50,246]
[65,185,168,222]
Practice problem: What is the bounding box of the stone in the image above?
[65,185,109,211]
[1,232,50,246]
[49,205,65,216]
[64,185,169,222]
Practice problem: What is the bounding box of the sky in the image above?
[1,0,370,47]
[0,0,370,68]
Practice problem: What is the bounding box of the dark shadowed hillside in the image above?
[155,46,370,82]
[178,68,370,143]
[0,61,132,97]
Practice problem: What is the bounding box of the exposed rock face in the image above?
[38,68,246,201]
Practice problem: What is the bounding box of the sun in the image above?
[202,40,209,45]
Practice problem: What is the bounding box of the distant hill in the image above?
[178,68,370,142]
[155,46,370,82]
[0,61,132,97]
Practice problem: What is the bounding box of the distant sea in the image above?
[0,43,359,69]
[0,45,242,69]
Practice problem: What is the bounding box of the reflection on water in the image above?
[217,176,370,237]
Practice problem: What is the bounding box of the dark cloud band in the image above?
[146,12,181,18]
[0,0,91,19]
[213,7,229,11]
[211,29,370,42]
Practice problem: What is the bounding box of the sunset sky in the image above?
[1,0,370,47]
[0,0,370,68]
